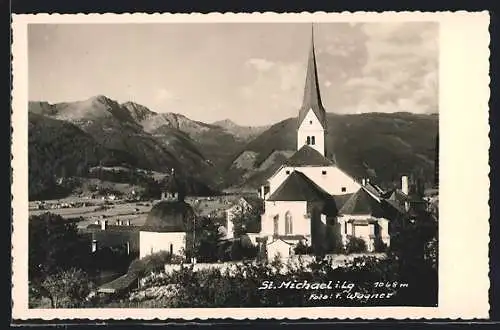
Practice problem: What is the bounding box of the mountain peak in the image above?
[213,118,235,126]
[121,101,156,122]
[89,94,113,104]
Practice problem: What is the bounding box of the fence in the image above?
[163,261,245,274]
[161,253,386,274]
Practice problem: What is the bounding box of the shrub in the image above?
[41,268,94,308]
[29,212,88,280]
[293,240,313,255]
[128,251,180,277]
[345,236,367,254]
[374,237,388,253]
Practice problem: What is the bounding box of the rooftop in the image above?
[268,170,332,202]
[141,200,195,232]
[283,145,334,167]
[339,187,384,216]
[268,170,338,216]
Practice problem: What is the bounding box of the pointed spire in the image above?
[298,24,327,129]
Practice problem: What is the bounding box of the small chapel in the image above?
[256,27,409,259]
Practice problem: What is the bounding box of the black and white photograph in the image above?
[11,12,490,320]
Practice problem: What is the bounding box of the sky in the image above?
[28,22,438,126]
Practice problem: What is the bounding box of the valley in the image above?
[28,95,438,202]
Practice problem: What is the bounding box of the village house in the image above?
[83,219,140,256]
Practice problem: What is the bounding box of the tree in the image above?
[387,205,439,304]
[41,268,93,308]
[229,235,258,261]
[193,217,224,262]
[29,212,88,280]
[374,236,388,253]
[231,203,261,238]
[324,222,344,254]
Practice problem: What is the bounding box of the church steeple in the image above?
[297,25,327,129]
[296,25,328,156]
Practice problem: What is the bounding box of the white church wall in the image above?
[300,166,361,195]
[268,166,361,198]
[260,201,309,237]
[139,231,186,259]
[378,218,390,247]
[297,109,325,155]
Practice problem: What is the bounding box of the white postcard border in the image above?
[11,11,491,320]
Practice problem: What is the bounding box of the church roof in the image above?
[268,170,332,202]
[284,145,334,167]
[339,187,384,216]
[297,26,327,129]
[141,200,195,232]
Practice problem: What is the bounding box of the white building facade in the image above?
[139,231,186,259]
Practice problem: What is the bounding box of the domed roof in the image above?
[141,200,195,232]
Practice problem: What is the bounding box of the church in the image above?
[256,28,407,259]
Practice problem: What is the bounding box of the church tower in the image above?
[297,25,327,156]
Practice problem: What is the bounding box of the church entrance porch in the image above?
[340,218,388,253]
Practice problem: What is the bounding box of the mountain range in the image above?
[28,95,438,200]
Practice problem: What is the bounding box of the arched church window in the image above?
[285,211,293,235]
[311,136,316,145]
[273,215,279,235]
[306,136,311,145]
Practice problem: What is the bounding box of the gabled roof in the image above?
[332,193,354,210]
[367,181,385,194]
[283,145,334,167]
[386,189,408,203]
[267,238,294,246]
[268,171,332,202]
[362,182,384,201]
[297,26,327,129]
[273,234,307,241]
[240,195,263,211]
[98,273,138,294]
[339,187,384,216]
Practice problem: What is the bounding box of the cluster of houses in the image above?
[87,28,437,267]
[32,200,95,210]
[130,29,435,263]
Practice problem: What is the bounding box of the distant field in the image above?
[29,197,152,229]
[29,195,243,228]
